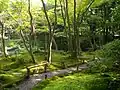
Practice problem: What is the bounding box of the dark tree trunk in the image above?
[65,0,73,53]
[73,0,78,58]
[0,21,7,57]
[28,0,35,63]
[20,30,35,63]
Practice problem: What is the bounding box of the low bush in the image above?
[88,39,120,73]
[0,74,16,84]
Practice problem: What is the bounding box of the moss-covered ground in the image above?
[33,73,109,90]
[0,51,93,88]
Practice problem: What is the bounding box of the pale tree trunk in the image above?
[28,0,35,63]
[52,37,58,50]
[41,0,57,63]
[0,21,7,57]
[41,0,52,64]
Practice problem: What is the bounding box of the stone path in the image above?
[18,64,87,90]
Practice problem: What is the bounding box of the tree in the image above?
[28,0,36,63]
[0,0,9,57]
[0,20,7,57]
[65,0,73,53]
[7,0,36,63]
[41,0,52,63]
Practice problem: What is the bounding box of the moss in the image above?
[0,51,94,89]
[33,73,109,90]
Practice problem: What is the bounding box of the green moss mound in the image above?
[33,73,109,90]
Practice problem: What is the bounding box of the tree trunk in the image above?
[44,32,47,60]
[52,0,58,51]
[73,0,78,58]
[0,21,7,57]
[52,37,58,50]
[41,0,52,64]
[28,0,35,63]
[65,0,73,53]
[41,0,57,64]
[59,0,67,36]
[20,30,35,63]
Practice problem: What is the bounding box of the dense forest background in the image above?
[0,0,120,90]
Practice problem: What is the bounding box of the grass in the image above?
[33,73,109,90]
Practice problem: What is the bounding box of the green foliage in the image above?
[1,0,120,89]
[0,0,9,12]
[112,4,120,22]
[92,0,111,7]
[88,40,120,73]
[99,39,120,61]
[0,74,18,84]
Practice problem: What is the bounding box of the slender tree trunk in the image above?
[54,0,57,30]
[73,0,79,70]
[53,0,58,51]
[7,8,35,63]
[65,0,73,53]
[59,0,67,36]
[59,0,73,52]
[44,32,47,60]
[102,4,107,45]
[28,0,35,63]
[20,30,35,63]
[73,0,78,58]
[41,0,57,64]
[41,0,52,64]
[76,0,95,53]
[52,37,58,50]
[0,21,7,57]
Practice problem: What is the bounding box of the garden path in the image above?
[18,64,87,90]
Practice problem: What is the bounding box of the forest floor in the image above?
[17,64,87,90]
[0,51,93,89]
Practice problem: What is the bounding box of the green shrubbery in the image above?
[98,39,120,62]
[0,74,15,84]
[88,39,120,73]
[1,56,31,71]
[87,40,120,90]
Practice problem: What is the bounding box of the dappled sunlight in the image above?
[32,0,47,7]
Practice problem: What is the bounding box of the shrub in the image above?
[88,39,120,73]
[2,56,30,71]
[0,74,15,84]
[99,39,120,61]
